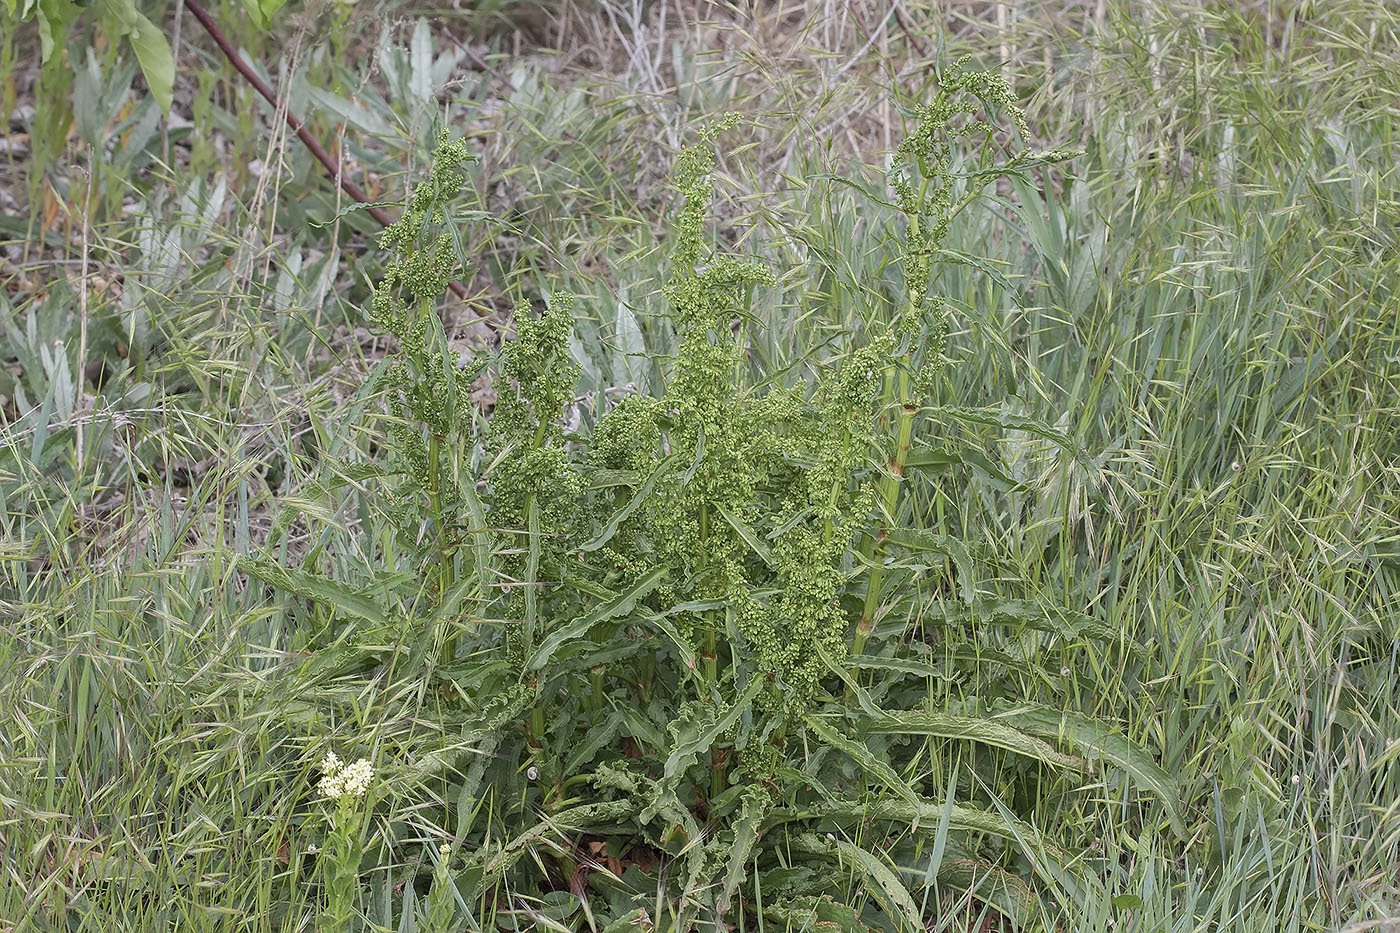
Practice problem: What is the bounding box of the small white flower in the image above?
[438,842,451,860]
[318,753,374,801]
[340,759,374,798]
[317,771,344,799]
[307,843,318,854]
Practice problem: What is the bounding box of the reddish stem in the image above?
[182,0,479,306]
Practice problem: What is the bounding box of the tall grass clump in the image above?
[238,64,1186,930]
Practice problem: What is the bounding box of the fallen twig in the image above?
[181,0,481,308]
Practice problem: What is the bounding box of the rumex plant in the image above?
[245,63,1183,930]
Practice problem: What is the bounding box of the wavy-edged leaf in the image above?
[933,248,1019,301]
[641,611,699,674]
[764,895,873,933]
[979,783,1098,912]
[523,505,541,643]
[235,554,390,625]
[718,788,770,915]
[586,468,640,490]
[846,655,957,683]
[679,426,705,485]
[717,505,775,568]
[663,677,764,781]
[620,706,666,753]
[943,644,1033,677]
[601,910,651,933]
[803,715,920,817]
[580,455,676,552]
[806,172,900,210]
[458,473,494,599]
[564,711,625,775]
[934,405,1078,454]
[905,442,1019,490]
[868,709,1086,772]
[474,800,635,885]
[818,799,1068,860]
[936,856,1036,922]
[527,567,666,672]
[813,644,883,717]
[832,839,922,932]
[994,705,1185,836]
[930,598,1147,662]
[884,529,975,604]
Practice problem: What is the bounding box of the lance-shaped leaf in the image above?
[527,567,666,672]
[935,856,1037,922]
[663,677,764,781]
[883,528,975,604]
[934,405,1079,454]
[235,553,390,625]
[833,838,922,932]
[993,704,1186,837]
[930,598,1148,661]
[718,788,770,915]
[803,715,921,817]
[868,708,1087,772]
[717,504,776,568]
[579,455,677,552]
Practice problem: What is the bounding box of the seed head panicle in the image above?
[366,133,482,567]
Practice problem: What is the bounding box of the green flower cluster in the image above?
[595,117,783,626]
[889,61,1030,396]
[482,294,583,656]
[484,294,582,542]
[368,133,479,569]
[745,339,893,709]
[583,118,896,738]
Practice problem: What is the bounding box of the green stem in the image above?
[697,502,728,799]
[850,161,941,659]
[852,368,916,658]
[429,432,458,666]
[589,666,604,714]
[823,427,852,547]
[520,410,556,757]
[529,702,545,753]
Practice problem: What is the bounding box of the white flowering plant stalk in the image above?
[422,843,456,933]
[315,753,374,932]
[243,63,1185,928]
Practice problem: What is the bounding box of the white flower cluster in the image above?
[317,752,374,801]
